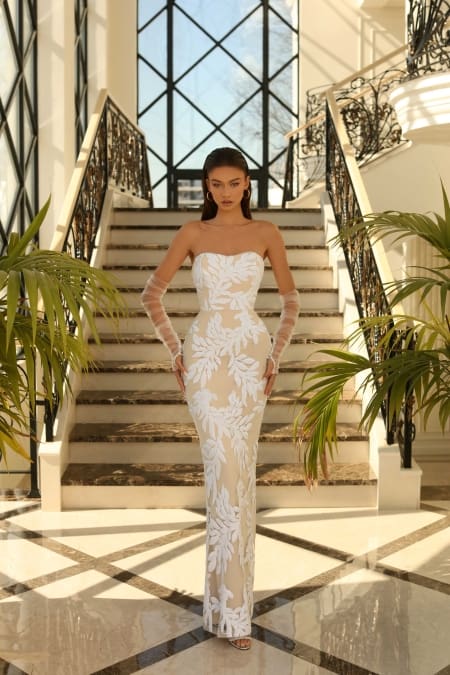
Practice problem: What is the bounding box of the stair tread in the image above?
[76,388,359,404]
[104,264,332,271]
[107,243,328,251]
[90,332,345,344]
[110,224,324,231]
[70,421,366,442]
[62,461,376,487]
[110,308,342,317]
[88,359,338,373]
[117,285,337,293]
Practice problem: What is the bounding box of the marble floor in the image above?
[0,494,449,675]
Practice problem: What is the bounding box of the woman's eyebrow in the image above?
[211,177,243,183]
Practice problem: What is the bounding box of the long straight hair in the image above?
[201,147,252,220]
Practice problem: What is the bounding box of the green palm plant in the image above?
[0,197,124,463]
[294,183,450,483]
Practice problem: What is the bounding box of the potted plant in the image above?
[0,197,123,464]
[294,183,450,483]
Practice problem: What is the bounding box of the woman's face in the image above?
[206,166,249,211]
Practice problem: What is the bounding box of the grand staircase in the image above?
[60,207,377,508]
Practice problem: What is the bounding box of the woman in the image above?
[141,147,299,651]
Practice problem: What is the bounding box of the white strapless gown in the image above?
[183,251,272,638]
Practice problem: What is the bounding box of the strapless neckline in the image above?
[193,251,264,265]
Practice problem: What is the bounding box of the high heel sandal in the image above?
[228,637,251,651]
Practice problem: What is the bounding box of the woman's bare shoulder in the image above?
[253,219,282,241]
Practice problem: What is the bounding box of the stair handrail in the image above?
[285,45,408,141]
[325,89,414,467]
[282,44,413,206]
[51,88,152,259]
[40,89,152,449]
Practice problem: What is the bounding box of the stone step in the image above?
[89,332,345,361]
[110,207,321,228]
[108,224,326,247]
[105,265,334,288]
[74,389,361,425]
[83,360,354,392]
[60,461,377,509]
[105,245,330,267]
[69,422,368,464]
[120,285,338,311]
[94,309,344,334]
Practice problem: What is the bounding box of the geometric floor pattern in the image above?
[0,495,449,674]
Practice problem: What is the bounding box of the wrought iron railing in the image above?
[325,93,414,467]
[35,92,152,492]
[407,0,450,78]
[64,94,152,261]
[282,47,408,206]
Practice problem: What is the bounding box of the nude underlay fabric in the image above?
[183,250,271,638]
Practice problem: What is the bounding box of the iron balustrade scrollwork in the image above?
[283,67,407,205]
[407,0,450,78]
[43,94,152,441]
[325,102,414,467]
[65,97,152,261]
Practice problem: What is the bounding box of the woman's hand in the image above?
[173,354,188,395]
[263,357,277,397]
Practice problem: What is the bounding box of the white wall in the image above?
[299,0,404,120]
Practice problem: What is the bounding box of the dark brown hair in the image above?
[201,147,252,220]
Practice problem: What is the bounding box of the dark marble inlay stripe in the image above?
[256,523,352,562]
[377,564,450,595]
[252,624,376,675]
[0,657,28,674]
[434,665,450,675]
[0,502,40,521]
[90,626,213,675]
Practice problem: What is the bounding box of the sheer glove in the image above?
[141,273,182,369]
[268,288,300,373]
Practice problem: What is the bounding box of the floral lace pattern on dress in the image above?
[183,251,271,638]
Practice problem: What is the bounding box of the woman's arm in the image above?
[262,223,300,394]
[141,222,198,393]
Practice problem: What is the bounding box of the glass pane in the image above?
[270,61,298,113]
[173,92,214,164]
[151,179,167,208]
[177,178,203,208]
[6,91,19,146]
[139,10,167,77]
[138,0,165,29]
[23,0,34,49]
[8,0,19,33]
[222,6,263,81]
[139,96,167,160]
[270,0,298,23]
[25,47,35,98]
[269,96,295,159]
[148,151,167,187]
[269,6,297,78]
[24,98,35,159]
[220,91,263,165]
[268,177,282,206]
[0,3,18,103]
[138,60,166,110]
[173,8,215,81]
[177,130,239,169]
[177,50,260,126]
[0,131,19,230]
[176,0,260,40]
